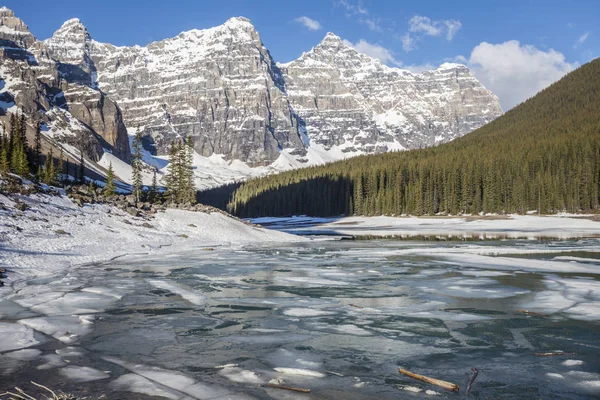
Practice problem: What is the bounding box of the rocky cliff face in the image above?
[47,17,305,166]
[281,33,502,152]
[43,16,501,168]
[2,8,502,184]
[0,8,130,162]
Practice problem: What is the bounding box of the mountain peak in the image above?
[53,17,90,37]
[61,18,84,28]
[437,62,467,71]
[0,6,14,17]
[321,32,343,44]
[223,16,255,30]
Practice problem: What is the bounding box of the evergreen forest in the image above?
[224,58,600,217]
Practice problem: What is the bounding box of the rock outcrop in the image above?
[281,33,502,151]
[43,16,501,167]
[2,7,502,181]
[0,7,130,162]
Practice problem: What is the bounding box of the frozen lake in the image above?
[1,237,600,399]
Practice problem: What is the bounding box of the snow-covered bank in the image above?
[0,193,302,294]
[252,214,600,239]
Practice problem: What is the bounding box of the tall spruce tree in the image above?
[104,162,116,196]
[149,167,158,203]
[78,146,85,184]
[131,126,143,201]
[42,149,55,185]
[183,136,196,204]
[57,148,65,184]
[165,140,180,201]
[33,121,42,172]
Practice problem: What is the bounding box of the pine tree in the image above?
[0,145,9,174]
[33,121,42,171]
[19,112,27,152]
[42,149,55,185]
[183,136,196,204]
[104,162,116,196]
[57,148,65,184]
[149,167,158,203]
[10,124,29,177]
[78,146,85,184]
[131,126,143,202]
[165,141,180,202]
[8,113,17,162]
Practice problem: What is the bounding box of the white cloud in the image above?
[409,16,442,37]
[401,33,416,52]
[408,15,461,41]
[294,16,322,31]
[444,20,462,40]
[336,0,368,15]
[467,40,577,110]
[343,39,402,67]
[574,32,589,48]
[364,18,382,32]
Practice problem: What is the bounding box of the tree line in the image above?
[226,58,600,217]
[1,114,197,205]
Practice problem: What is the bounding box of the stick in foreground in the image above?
[466,367,479,396]
[266,383,311,393]
[398,368,459,392]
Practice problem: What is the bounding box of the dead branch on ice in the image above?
[266,383,311,393]
[398,368,460,392]
[466,367,479,396]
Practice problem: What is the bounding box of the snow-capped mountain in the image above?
[0,7,130,162]
[281,33,502,152]
[44,15,501,164]
[1,8,502,188]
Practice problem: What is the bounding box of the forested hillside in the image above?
[224,58,600,217]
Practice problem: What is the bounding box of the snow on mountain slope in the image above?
[43,15,501,185]
[2,7,502,189]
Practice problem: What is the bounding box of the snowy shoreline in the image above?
[0,193,303,297]
[251,214,600,240]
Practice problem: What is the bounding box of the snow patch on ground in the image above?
[0,192,303,291]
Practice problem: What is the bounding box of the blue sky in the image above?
[3,0,598,109]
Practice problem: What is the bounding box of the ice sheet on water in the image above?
[273,367,325,378]
[27,291,117,315]
[148,279,206,306]
[266,349,323,371]
[283,308,335,317]
[56,346,84,358]
[417,276,529,299]
[4,348,42,360]
[37,354,67,370]
[110,373,183,399]
[223,333,315,345]
[0,322,41,351]
[218,367,264,384]
[0,300,40,319]
[277,276,349,287]
[563,359,585,366]
[82,286,126,299]
[306,321,373,336]
[566,302,600,320]
[59,365,110,382]
[103,356,255,399]
[441,253,600,274]
[20,316,93,344]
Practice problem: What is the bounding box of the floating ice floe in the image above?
[59,365,110,382]
[148,280,206,306]
[283,308,335,317]
[273,367,325,378]
[0,322,41,352]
